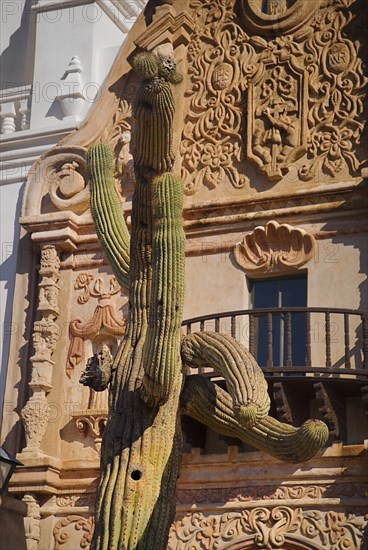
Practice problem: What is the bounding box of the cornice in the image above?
[8,443,367,500]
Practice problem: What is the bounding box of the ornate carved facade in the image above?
[1,0,367,548]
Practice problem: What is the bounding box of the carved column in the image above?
[23,494,41,550]
[21,245,61,454]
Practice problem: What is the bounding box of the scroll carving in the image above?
[176,482,367,505]
[169,507,367,549]
[47,148,89,214]
[21,245,61,453]
[181,1,253,194]
[182,0,367,193]
[72,411,107,453]
[234,220,315,273]
[53,515,94,550]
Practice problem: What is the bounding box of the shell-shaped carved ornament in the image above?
[234,220,315,273]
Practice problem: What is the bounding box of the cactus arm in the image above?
[140,172,185,407]
[88,144,130,293]
[181,375,329,463]
[181,332,270,428]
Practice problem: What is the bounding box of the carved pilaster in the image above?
[23,494,41,550]
[21,245,61,454]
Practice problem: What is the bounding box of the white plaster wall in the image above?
[30,3,125,128]
[0,180,23,425]
[0,0,146,425]
[0,0,37,88]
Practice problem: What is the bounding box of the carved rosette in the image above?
[169,507,367,549]
[21,245,61,454]
[181,0,367,194]
[23,494,41,550]
[234,220,315,273]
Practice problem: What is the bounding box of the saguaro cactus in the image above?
[82,52,328,549]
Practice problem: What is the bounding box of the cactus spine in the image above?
[83,51,328,550]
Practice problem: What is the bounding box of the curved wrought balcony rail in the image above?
[182,307,368,380]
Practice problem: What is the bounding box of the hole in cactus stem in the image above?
[140,101,153,112]
[131,470,142,481]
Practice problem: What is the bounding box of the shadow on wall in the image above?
[0,0,37,89]
[0,494,27,550]
[0,182,24,426]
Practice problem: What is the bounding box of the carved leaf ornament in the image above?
[234,220,315,273]
[181,0,367,193]
[169,507,367,549]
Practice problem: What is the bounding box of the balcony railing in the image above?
[182,307,368,380]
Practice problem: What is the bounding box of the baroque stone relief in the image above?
[234,220,315,273]
[53,515,94,550]
[169,507,367,549]
[66,272,125,378]
[180,0,367,196]
[65,272,126,452]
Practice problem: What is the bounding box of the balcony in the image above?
[182,308,368,443]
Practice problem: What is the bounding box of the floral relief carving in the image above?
[181,0,254,194]
[21,245,61,453]
[55,494,96,509]
[177,484,324,505]
[21,396,52,449]
[298,0,367,181]
[182,0,367,194]
[169,507,367,549]
[234,220,315,273]
[53,515,94,550]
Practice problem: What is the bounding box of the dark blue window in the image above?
[251,275,307,368]
[262,0,269,13]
